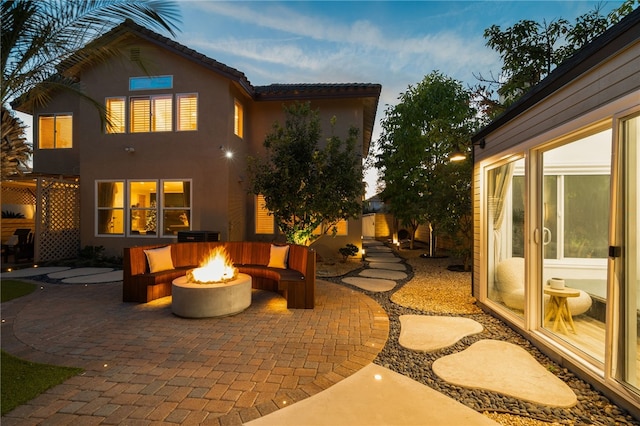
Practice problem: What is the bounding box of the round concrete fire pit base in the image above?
[171,273,252,318]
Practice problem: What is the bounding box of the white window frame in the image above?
[95,179,192,237]
[177,93,198,131]
[38,113,73,149]
[105,97,126,134]
[95,180,125,236]
[234,99,243,138]
[129,95,173,133]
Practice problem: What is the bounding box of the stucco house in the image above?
[9,20,381,263]
[471,8,639,416]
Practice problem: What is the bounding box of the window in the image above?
[177,94,197,131]
[256,194,274,234]
[97,179,190,237]
[96,181,124,235]
[130,95,172,133]
[162,181,191,236]
[129,75,173,91]
[129,181,158,235]
[38,114,72,149]
[234,100,243,138]
[541,131,611,261]
[106,97,125,134]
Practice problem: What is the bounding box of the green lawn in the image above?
[1,279,84,416]
[1,279,36,302]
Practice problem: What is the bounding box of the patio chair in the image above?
[495,257,592,315]
[2,228,34,263]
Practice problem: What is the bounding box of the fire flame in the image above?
[187,246,238,284]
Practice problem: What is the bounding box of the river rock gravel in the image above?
[321,243,639,426]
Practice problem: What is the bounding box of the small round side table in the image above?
[544,286,580,334]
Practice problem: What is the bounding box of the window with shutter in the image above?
[177,94,197,131]
[255,194,274,234]
[234,100,243,138]
[106,97,125,134]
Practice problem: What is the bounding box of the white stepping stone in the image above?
[245,363,498,426]
[365,247,393,253]
[1,267,71,277]
[365,255,402,263]
[359,269,407,280]
[48,267,114,279]
[342,277,396,292]
[62,270,123,284]
[398,315,483,351]
[433,339,577,408]
[366,251,395,256]
[368,262,406,271]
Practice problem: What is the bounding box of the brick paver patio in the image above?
[1,279,389,425]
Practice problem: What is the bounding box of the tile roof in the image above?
[56,19,382,151]
[76,20,382,104]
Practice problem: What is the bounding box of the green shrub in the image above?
[338,243,359,262]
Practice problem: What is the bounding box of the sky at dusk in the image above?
[17,0,628,197]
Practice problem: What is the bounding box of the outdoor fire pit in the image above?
[171,247,251,318]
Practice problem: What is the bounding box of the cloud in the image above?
[182,1,500,90]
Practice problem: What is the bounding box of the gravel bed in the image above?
[323,244,639,426]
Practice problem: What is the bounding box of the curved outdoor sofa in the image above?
[123,241,316,309]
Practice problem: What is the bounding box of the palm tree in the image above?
[1,0,181,177]
[1,108,29,179]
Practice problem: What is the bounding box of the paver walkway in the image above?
[1,278,388,425]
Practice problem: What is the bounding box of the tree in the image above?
[1,108,29,179]
[374,71,478,253]
[429,155,474,269]
[475,0,639,117]
[248,102,364,246]
[1,0,181,177]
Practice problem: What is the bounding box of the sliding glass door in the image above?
[539,129,611,363]
[486,157,525,318]
[613,113,640,391]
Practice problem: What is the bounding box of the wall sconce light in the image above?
[449,150,466,162]
[449,138,486,162]
[124,147,135,153]
[220,145,233,159]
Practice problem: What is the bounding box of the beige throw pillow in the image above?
[144,245,174,273]
[267,244,289,269]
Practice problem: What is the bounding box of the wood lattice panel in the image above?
[1,184,36,205]
[38,178,80,262]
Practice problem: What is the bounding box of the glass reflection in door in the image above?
[540,129,611,363]
[487,157,525,317]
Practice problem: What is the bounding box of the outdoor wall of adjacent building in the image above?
[473,40,640,296]
[472,26,640,416]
